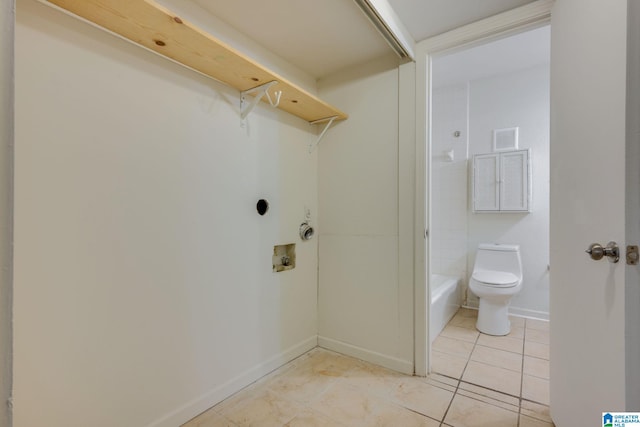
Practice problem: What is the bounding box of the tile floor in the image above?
[183,308,553,427]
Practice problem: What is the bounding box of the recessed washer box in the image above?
[273,244,296,272]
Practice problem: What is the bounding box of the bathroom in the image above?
[429,25,551,345]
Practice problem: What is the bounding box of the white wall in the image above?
[316,57,414,374]
[431,84,469,283]
[14,1,319,426]
[0,0,13,426]
[466,64,550,318]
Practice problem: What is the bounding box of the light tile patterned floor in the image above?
[432,308,552,426]
[183,308,553,427]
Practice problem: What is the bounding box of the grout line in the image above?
[521,397,553,407]
[517,318,529,426]
[457,379,522,402]
[438,319,481,426]
[453,385,520,414]
[458,330,480,380]
[402,407,441,425]
[438,377,461,427]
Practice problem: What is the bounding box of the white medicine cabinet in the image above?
[472,149,531,213]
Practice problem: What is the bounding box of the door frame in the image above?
[0,0,13,426]
[411,0,554,376]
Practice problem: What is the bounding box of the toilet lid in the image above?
[472,270,519,287]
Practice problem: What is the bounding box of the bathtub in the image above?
[430,274,461,343]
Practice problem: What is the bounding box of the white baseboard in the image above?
[317,336,413,375]
[148,335,318,427]
[508,306,549,321]
[463,303,549,321]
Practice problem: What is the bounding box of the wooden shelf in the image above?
[45,0,348,123]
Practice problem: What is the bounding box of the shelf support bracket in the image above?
[309,116,338,153]
[240,81,281,120]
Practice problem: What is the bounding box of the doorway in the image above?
[426,25,551,407]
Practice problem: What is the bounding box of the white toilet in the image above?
[469,243,523,336]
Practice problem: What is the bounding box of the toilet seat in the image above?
[471,270,519,288]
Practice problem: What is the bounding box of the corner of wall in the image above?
[317,54,400,93]
[315,54,414,373]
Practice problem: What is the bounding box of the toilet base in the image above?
[476,298,511,336]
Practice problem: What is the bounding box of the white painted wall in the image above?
[431,85,469,284]
[316,57,414,374]
[467,64,550,318]
[0,0,13,426]
[14,1,319,426]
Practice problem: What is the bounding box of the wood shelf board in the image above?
[46,0,348,123]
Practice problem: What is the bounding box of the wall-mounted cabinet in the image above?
[472,149,531,213]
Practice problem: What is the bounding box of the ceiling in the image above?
[388,0,538,41]
[193,0,539,79]
[432,25,550,88]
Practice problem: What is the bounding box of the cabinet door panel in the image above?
[473,153,500,211]
[500,150,529,211]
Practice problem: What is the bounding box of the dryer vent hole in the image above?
[257,199,269,216]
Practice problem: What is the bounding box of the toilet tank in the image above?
[474,243,522,276]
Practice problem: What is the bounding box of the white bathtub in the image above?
[430,274,461,343]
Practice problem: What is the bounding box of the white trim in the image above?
[367,0,416,59]
[462,304,549,322]
[147,336,318,427]
[418,0,554,53]
[318,336,414,375]
[355,0,416,59]
[509,307,550,321]
[0,0,13,425]
[398,61,417,373]
[411,0,553,377]
[413,43,429,376]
